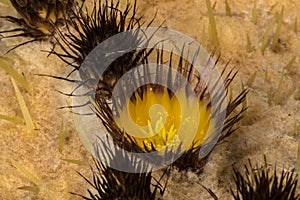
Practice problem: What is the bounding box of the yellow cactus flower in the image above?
[115,86,215,153]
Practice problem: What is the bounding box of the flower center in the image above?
[115,86,214,152]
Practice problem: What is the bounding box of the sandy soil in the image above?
[0,0,300,199]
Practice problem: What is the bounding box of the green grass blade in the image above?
[61,158,87,166]
[284,56,296,74]
[43,187,57,200]
[287,123,300,137]
[11,77,35,130]
[0,114,25,124]
[10,159,57,200]
[264,67,270,83]
[274,70,284,105]
[261,16,276,54]
[10,159,41,186]
[251,0,257,24]
[271,6,284,52]
[58,121,71,153]
[246,34,254,52]
[246,71,257,88]
[267,87,273,106]
[294,86,300,101]
[58,121,65,153]
[0,57,33,94]
[297,139,300,177]
[225,0,232,17]
[267,2,278,14]
[17,186,39,194]
[294,17,298,33]
[241,83,248,110]
[206,0,219,50]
